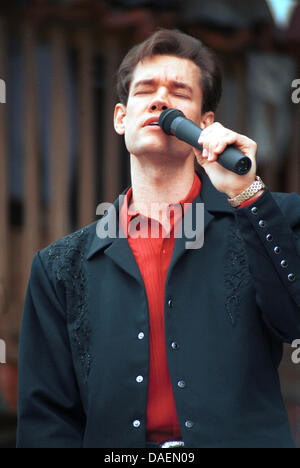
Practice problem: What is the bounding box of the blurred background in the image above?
[0,0,299,448]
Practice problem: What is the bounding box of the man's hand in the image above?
[194,122,258,199]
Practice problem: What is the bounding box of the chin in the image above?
[129,139,190,160]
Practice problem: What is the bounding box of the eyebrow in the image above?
[132,79,193,95]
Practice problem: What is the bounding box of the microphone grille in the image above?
[158,108,185,134]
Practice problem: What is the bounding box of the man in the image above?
[17,29,300,448]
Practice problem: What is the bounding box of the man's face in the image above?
[114,55,212,162]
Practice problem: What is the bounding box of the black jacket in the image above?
[17,173,300,448]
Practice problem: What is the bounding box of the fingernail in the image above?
[208,152,213,161]
[202,149,208,157]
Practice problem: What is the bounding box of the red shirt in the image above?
[120,173,262,442]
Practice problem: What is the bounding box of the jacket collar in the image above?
[86,171,234,262]
[86,190,125,260]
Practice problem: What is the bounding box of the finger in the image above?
[200,122,223,138]
[202,147,209,159]
[197,136,209,159]
[219,131,239,146]
[214,140,227,155]
[209,132,239,160]
[208,141,219,161]
[207,138,227,161]
[193,148,206,166]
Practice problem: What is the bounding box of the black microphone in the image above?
[158,108,252,175]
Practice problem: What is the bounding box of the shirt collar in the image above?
[86,171,234,261]
[120,172,202,237]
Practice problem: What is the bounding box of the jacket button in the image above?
[274,246,281,254]
[266,234,273,242]
[171,342,179,350]
[259,220,267,228]
[133,420,141,428]
[251,207,258,215]
[280,260,288,269]
[136,375,144,383]
[185,420,194,429]
[288,273,296,282]
[167,299,173,308]
[138,332,144,340]
[178,380,186,389]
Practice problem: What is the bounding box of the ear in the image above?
[199,111,215,130]
[114,103,127,135]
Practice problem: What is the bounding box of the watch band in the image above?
[228,176,266,207]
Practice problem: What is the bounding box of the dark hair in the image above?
[116,28,222,114]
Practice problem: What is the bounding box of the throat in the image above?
[130,170,195,212]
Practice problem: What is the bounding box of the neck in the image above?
[129,154,195,216]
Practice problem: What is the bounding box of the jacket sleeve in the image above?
[235,189,300,343]
[17,252,86,448]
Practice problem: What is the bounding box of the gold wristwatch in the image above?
[228,176,266,208]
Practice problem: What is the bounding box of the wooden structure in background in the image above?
[77,29,96,228]
[23,23,40,290]
[49,27,71,243]
[102,34,122,204]
[0,19,8,321]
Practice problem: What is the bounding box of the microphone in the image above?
[158,108,252,175]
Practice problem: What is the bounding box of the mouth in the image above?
[143,117,161,128]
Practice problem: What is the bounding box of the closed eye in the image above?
[174,93,190,99]
[134,89,154,95]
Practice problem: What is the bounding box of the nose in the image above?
[147,88,169,113]
[149,101,168,112]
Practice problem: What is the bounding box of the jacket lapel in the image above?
[86,190,144,286]
[104,238,144,286]
[168,172,235,277]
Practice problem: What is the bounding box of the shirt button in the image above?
[280,260,288,269]
[167,299,173,308]
[266,234,273,242]
[288,273,296,282]
[274,246,281,254]
[133,420,141,428]
[185,420,194,429]
[178,380,186,389]
[251,207,258,215]
[162,249,167,255]
[138,332,144,340]
[136,375,144,383]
